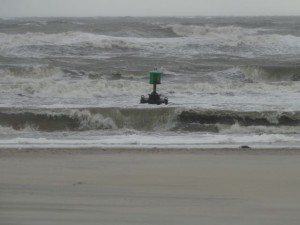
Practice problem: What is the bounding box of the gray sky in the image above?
[1,0,300,17]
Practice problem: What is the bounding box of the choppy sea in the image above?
[1,16,300,149]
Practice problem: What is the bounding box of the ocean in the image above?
[1,16,300,149]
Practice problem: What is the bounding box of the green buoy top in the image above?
[149,68,161,84]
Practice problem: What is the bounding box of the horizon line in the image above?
[2,15,300,19]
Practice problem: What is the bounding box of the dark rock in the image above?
[240,145,251,149]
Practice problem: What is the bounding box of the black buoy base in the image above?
[140,92,168,105]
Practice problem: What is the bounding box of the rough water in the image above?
[1,16,300,148]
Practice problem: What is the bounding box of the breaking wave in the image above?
[1,64,300,100]
[0,65,64,78]
[0,32,136,49]
[0,77,148,98]
[1,108,300,134]
[164,24,260,37]
[0,108,177,132]
[0,65,148,97]
[241,65,300,82]
[1,27,300,58]
[179,110,300,126]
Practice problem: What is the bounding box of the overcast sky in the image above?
[1,0,300,17]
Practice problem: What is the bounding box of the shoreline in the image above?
[1,147,300,159]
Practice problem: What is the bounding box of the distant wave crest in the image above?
[1,28,300,58]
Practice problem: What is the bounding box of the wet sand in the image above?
[1,148,300,225]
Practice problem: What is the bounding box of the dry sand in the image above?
[1,148,300,225]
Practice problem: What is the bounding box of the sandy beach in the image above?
[1,148,300,225]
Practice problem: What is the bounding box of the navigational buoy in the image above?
[140,68,168,105]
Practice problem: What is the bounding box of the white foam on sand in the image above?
[0,133,299,149]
